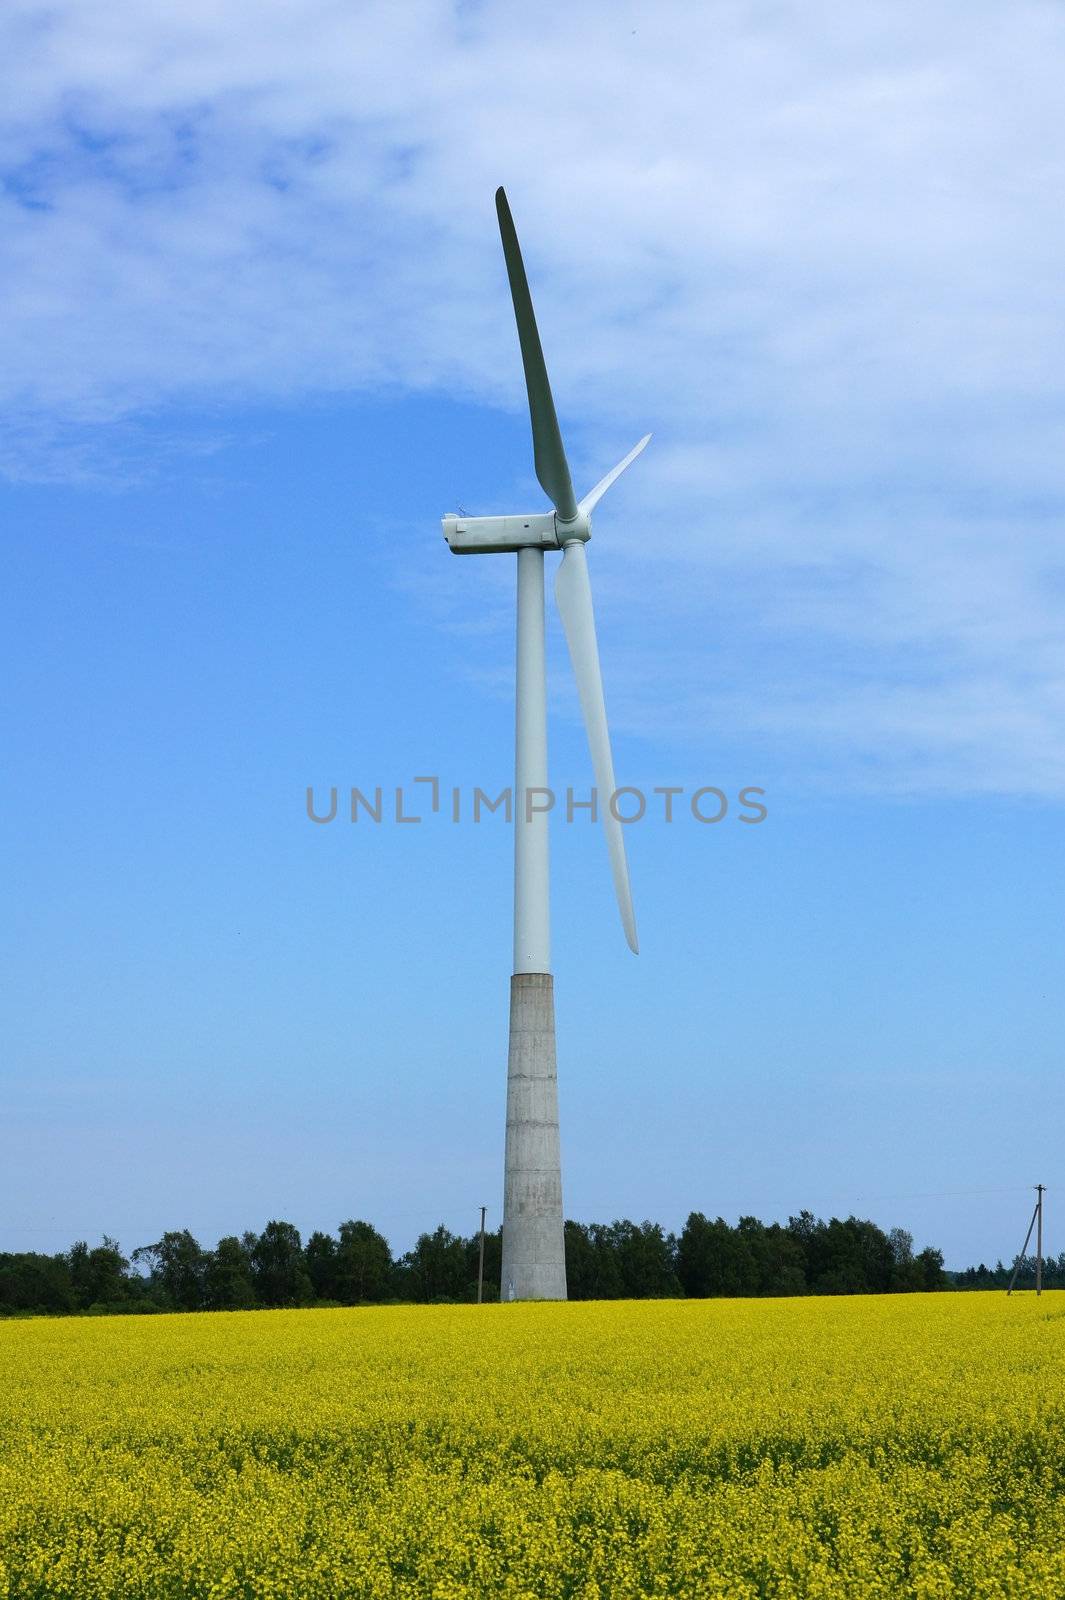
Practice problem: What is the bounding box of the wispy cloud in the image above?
[3,0,1064,793]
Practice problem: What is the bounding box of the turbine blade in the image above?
[554,540,639,953]
[578,434,652,518]
[495,187,579,522]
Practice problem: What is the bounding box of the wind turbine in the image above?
[442,188,649,1300]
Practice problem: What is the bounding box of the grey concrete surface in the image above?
[500,972,567,1300]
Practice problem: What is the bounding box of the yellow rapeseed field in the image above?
[1,1293,1064,1598]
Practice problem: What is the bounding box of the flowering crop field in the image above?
[1,1294,1064,1598]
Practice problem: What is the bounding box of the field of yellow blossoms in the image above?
[1,1292,1064,1598]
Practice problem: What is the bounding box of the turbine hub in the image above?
[554,510,590,545]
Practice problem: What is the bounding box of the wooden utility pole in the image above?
[477,1206,487,1304]
[1007,1187,1045,1295]
[1036,1184,1045,1297]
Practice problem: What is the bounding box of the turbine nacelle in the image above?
[443,511,561,555]
[442,431,650,556]
[442,508,591,555]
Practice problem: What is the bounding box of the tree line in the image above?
[954,1255,1065,1291]
[0,1209,952,1316]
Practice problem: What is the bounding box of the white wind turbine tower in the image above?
[442,188,649,1300]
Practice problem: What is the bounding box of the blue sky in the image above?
[2,0,1063,1269]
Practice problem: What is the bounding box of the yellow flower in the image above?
[1,1294,1063,1596]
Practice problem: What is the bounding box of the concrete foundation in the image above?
[500,972,567,1300]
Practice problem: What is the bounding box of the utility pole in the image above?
[1007,1187,1044,1295]
[477,1206,487,1305]
[1036,1184,1045,1297]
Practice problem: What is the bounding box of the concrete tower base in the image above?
[500,973,567,1300]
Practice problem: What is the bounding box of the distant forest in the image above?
[9,1207,1044,1316]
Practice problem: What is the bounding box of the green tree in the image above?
[564,1221,625,1300]
[248,1222,312,1307]
[788,1212,898,1295]
[752,1220,807,1295]
[335,1220,392,1303]
[400,1226,468,1302]
[915,1245,946,1291]
[0,1253,75,1314]
[716,1217,807,1296]
[677,1214,758,1297]
[67,1237,133,1310]
[133,1230,208,1311]
[304,1231,339,1300]
[204,1236,256,1310]
[463,1226,501,1302]
[823,1218,894,1294]
[609,1220,682,1298]
[563,1221,597,1299]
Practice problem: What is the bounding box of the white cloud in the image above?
[3,0,1065,793]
